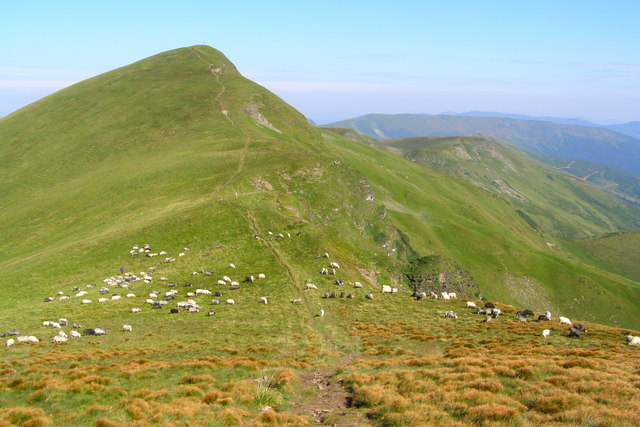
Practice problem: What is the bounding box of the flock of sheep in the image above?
[429,291,638,345]
[4,240,639,349]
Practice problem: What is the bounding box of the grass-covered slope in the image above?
[325,113,640,174]
[1,45,640,425]
[382,136,640,239]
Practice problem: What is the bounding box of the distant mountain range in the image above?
[441,111,640,139]
[325,113,640,175]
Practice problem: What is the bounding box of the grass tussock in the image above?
[256,408,310,425]
[0,407,50,426]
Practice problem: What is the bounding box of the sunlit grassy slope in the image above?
[381,135,640,239]
[1,46,639,425]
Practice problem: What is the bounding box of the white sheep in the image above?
[466,301,477,308]
[26,336,39,343]
[111,295,121,300]
[258,273,266,279]
[131,308,141,313]
[559,316,572,325]
[223,276,232,283]
[259,297,268,304]
[229,263,236,269]
[98,298,108,303]
[226,299,235,305]
[448,292,457,299]
[17,336,29,343]
[149,293,158,298]
[354,282,363,288]
[217,280,226,286]
[42,321,51,327]
[441,292,451,301]
[392,288,398,293]
[329,262,340,268]
[76,291,88,297]
[382,285,392,293]
[629,336,640,347]
[145,298,155,304]
[320,309,325,318]
[59,318,68,326]
[122,325,132,332]
[53,336,67,344]
[306,283,318,290]
[542,329,550,338]
[58,331,67,338]
[70,330,81,338]
[126,293,136,298]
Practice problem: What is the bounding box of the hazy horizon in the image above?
[2,1,638,125]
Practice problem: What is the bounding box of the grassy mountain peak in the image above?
[1,46,640,425]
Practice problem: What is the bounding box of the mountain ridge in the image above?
[325,113,640,174]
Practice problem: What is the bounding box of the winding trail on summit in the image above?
[189,48,362,424]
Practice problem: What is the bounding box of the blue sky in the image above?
[1,1,638,124]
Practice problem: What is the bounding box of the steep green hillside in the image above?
[529,153,640,205]
[1,45,640,425]
[564,232,640,282]
[382,136,640,239]
[325,113,640,174]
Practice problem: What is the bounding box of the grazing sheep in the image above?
[628,336,640,346]
[392,288,398,294]
[441,292,450,301]
[559,316,572,325]
[70,330,81,338]
[7,330,20,336]
[59,318,68,326]
[211,299,220,305]
[82,299,92,305]
[111,295,121,300]
[466,301,477,308]
[306,283,318,290]
[382,285,392,293]
[53,336,67,344]
[568,328,581,338]
[335,279,344,285]
[229,263,236,269]
[448,292,457,299]
[58,331,67,338]
[260,297,268,304]
[347,293,354,299]
[223,276,232,283]
[320,309,325,318]
[291,298,302,304]
[122,325,132,332]
[207,311,216,316]
[329,262,340,269]
[523,309,535,317]
[229,284,240,290]
[415,292,426,300]
[354,282,363,288]
[131,308,141,313]
[258,273,266,279]
[73,322,82,329]
[537,314,550,321]
[516,312,529,322]
[544,311,552,319]
[542,329,550,338]
[126,293,136,298]
[42,321,51,327]
[226,299,235,305]
[98,298,108,303]
[170,308,179,314]
[574,324,588,333]
[6,338,14,347]
[365,294,373,300]
[441,311,458,319]
[484,302,495,309]
[320,268,328,275]
[243,276,255,283]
